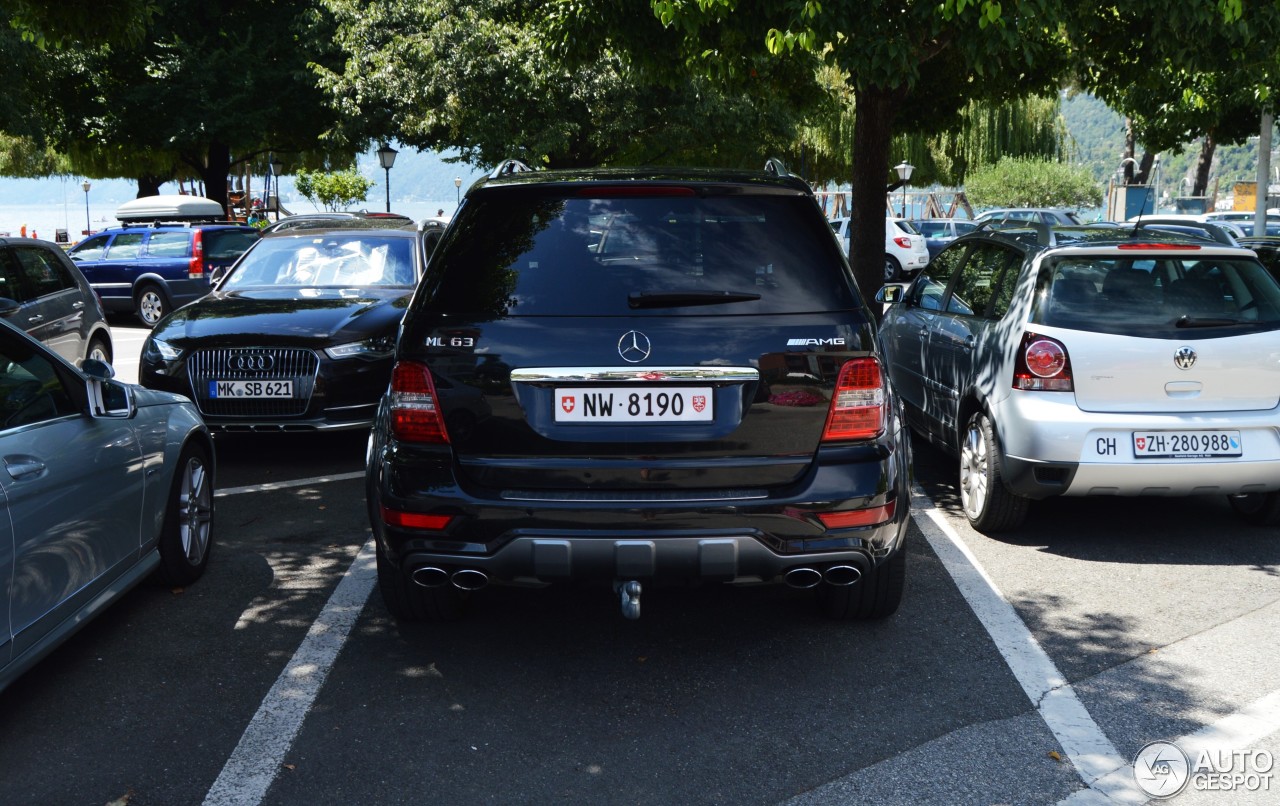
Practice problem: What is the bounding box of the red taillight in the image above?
[893,236,912,249]
[817,500,897,529]
[1013,332,1073,391]
[188,230,205,279]
[380,506,452,531]
[389,361,450,443]
[821,357,886,441]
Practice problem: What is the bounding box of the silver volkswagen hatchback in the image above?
[879,223,1280,532]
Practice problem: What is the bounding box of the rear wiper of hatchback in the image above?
[628,290,762,309]
[1174,314,1244,328]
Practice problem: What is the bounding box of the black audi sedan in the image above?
[139,225,424,432]
[365,161,912,623]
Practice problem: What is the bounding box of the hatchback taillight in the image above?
[893,236,912,249]
[1013,332,1073,391]
[188,230,205,279]
[389,361,450,443]
[821,357,886,441]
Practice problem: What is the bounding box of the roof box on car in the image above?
[116,195,226,223]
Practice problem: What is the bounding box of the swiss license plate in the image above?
[1132,430,1242,459]
[554,386,713,423]
[208,380,294,399]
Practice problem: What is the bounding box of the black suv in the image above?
[365,162,912,621]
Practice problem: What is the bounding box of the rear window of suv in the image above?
[1030,254,1280,337]
[205,228,261,260]
[425,191,860,316]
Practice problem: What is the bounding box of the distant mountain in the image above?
[0,146,488,208]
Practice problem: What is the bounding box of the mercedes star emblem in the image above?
[617,330,652,363]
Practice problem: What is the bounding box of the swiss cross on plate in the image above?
[692,395,706,413]
[561,395,575,413]
[1136,437,1146,451]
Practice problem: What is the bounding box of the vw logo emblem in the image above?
[1173,346,1197,370]
[617,331,652,363]
[229,353,274,372]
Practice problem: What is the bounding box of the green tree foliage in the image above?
[1066,1,1280,196]
[964,157,1102,209]
[293,167,374,211]
[317,0,818,169]
[591,0,1072,301]
[1,0,362,211]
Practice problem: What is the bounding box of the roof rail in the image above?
[978,216,1054,247]
[763,158,791,177]
[489,159,533,179]
[1132,219,1238,247]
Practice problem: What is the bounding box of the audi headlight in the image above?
[325,335,397,360]
[143,337,182,362]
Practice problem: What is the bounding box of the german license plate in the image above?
[1132,430,1241,458]
[554,386,713,423]
[208,380,294,399]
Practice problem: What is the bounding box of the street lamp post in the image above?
[268,155,283,221]
[454,176,462,207]
[82,180,91,235]
[376,144,398,213]
[894,161,914,218]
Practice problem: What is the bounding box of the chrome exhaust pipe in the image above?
[823,565,862,587]
[451,569,489,591]
[783,567,823,589]
[411,566,449,588]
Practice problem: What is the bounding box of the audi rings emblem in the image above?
[617,331,652,363]
[1173,346,1197,370]
[228,353,275,372]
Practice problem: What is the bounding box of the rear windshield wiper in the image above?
[628,290,762,309]
[1174,314,1245,328]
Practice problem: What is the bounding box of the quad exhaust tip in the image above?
[782,565,863,589]
[411,566,450,588]
[450,569,490,591]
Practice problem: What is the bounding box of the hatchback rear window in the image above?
[1031,255,1280,336]
[204,229,261,260]
[426,192,859,315]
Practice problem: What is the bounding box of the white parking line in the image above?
[911,488,1146,804]
[203,536,377,806]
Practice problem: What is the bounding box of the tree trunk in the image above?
[1192,133,1216,197]
[851,83,906,310]
[1134,152,1154,185]
[193,141,233,218]
[1123,118,1137,184]
[136,175,166,198]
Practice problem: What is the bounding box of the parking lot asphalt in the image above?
[1,319,1276,805]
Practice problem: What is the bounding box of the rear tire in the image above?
[817,547,906,620]
[155,444,214,586]
[1227,492,1280,526]
[376,541,467,622]
[884,255,901,281]
[959,412,1029,532]
[136,283,167,328]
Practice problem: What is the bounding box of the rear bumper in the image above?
[997,391,1280,498]
[370,432,912,587]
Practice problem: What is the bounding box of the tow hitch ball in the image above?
[615,580,642,620]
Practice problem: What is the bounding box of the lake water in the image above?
[0,199,463,243]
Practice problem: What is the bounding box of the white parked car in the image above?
[830,216,931,280]
[877,222,1280,532]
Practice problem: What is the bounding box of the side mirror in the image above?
[0,297,21,316]
[84,362,135,419]
[875,284,906,304]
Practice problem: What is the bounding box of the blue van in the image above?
[68,196,259,327]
